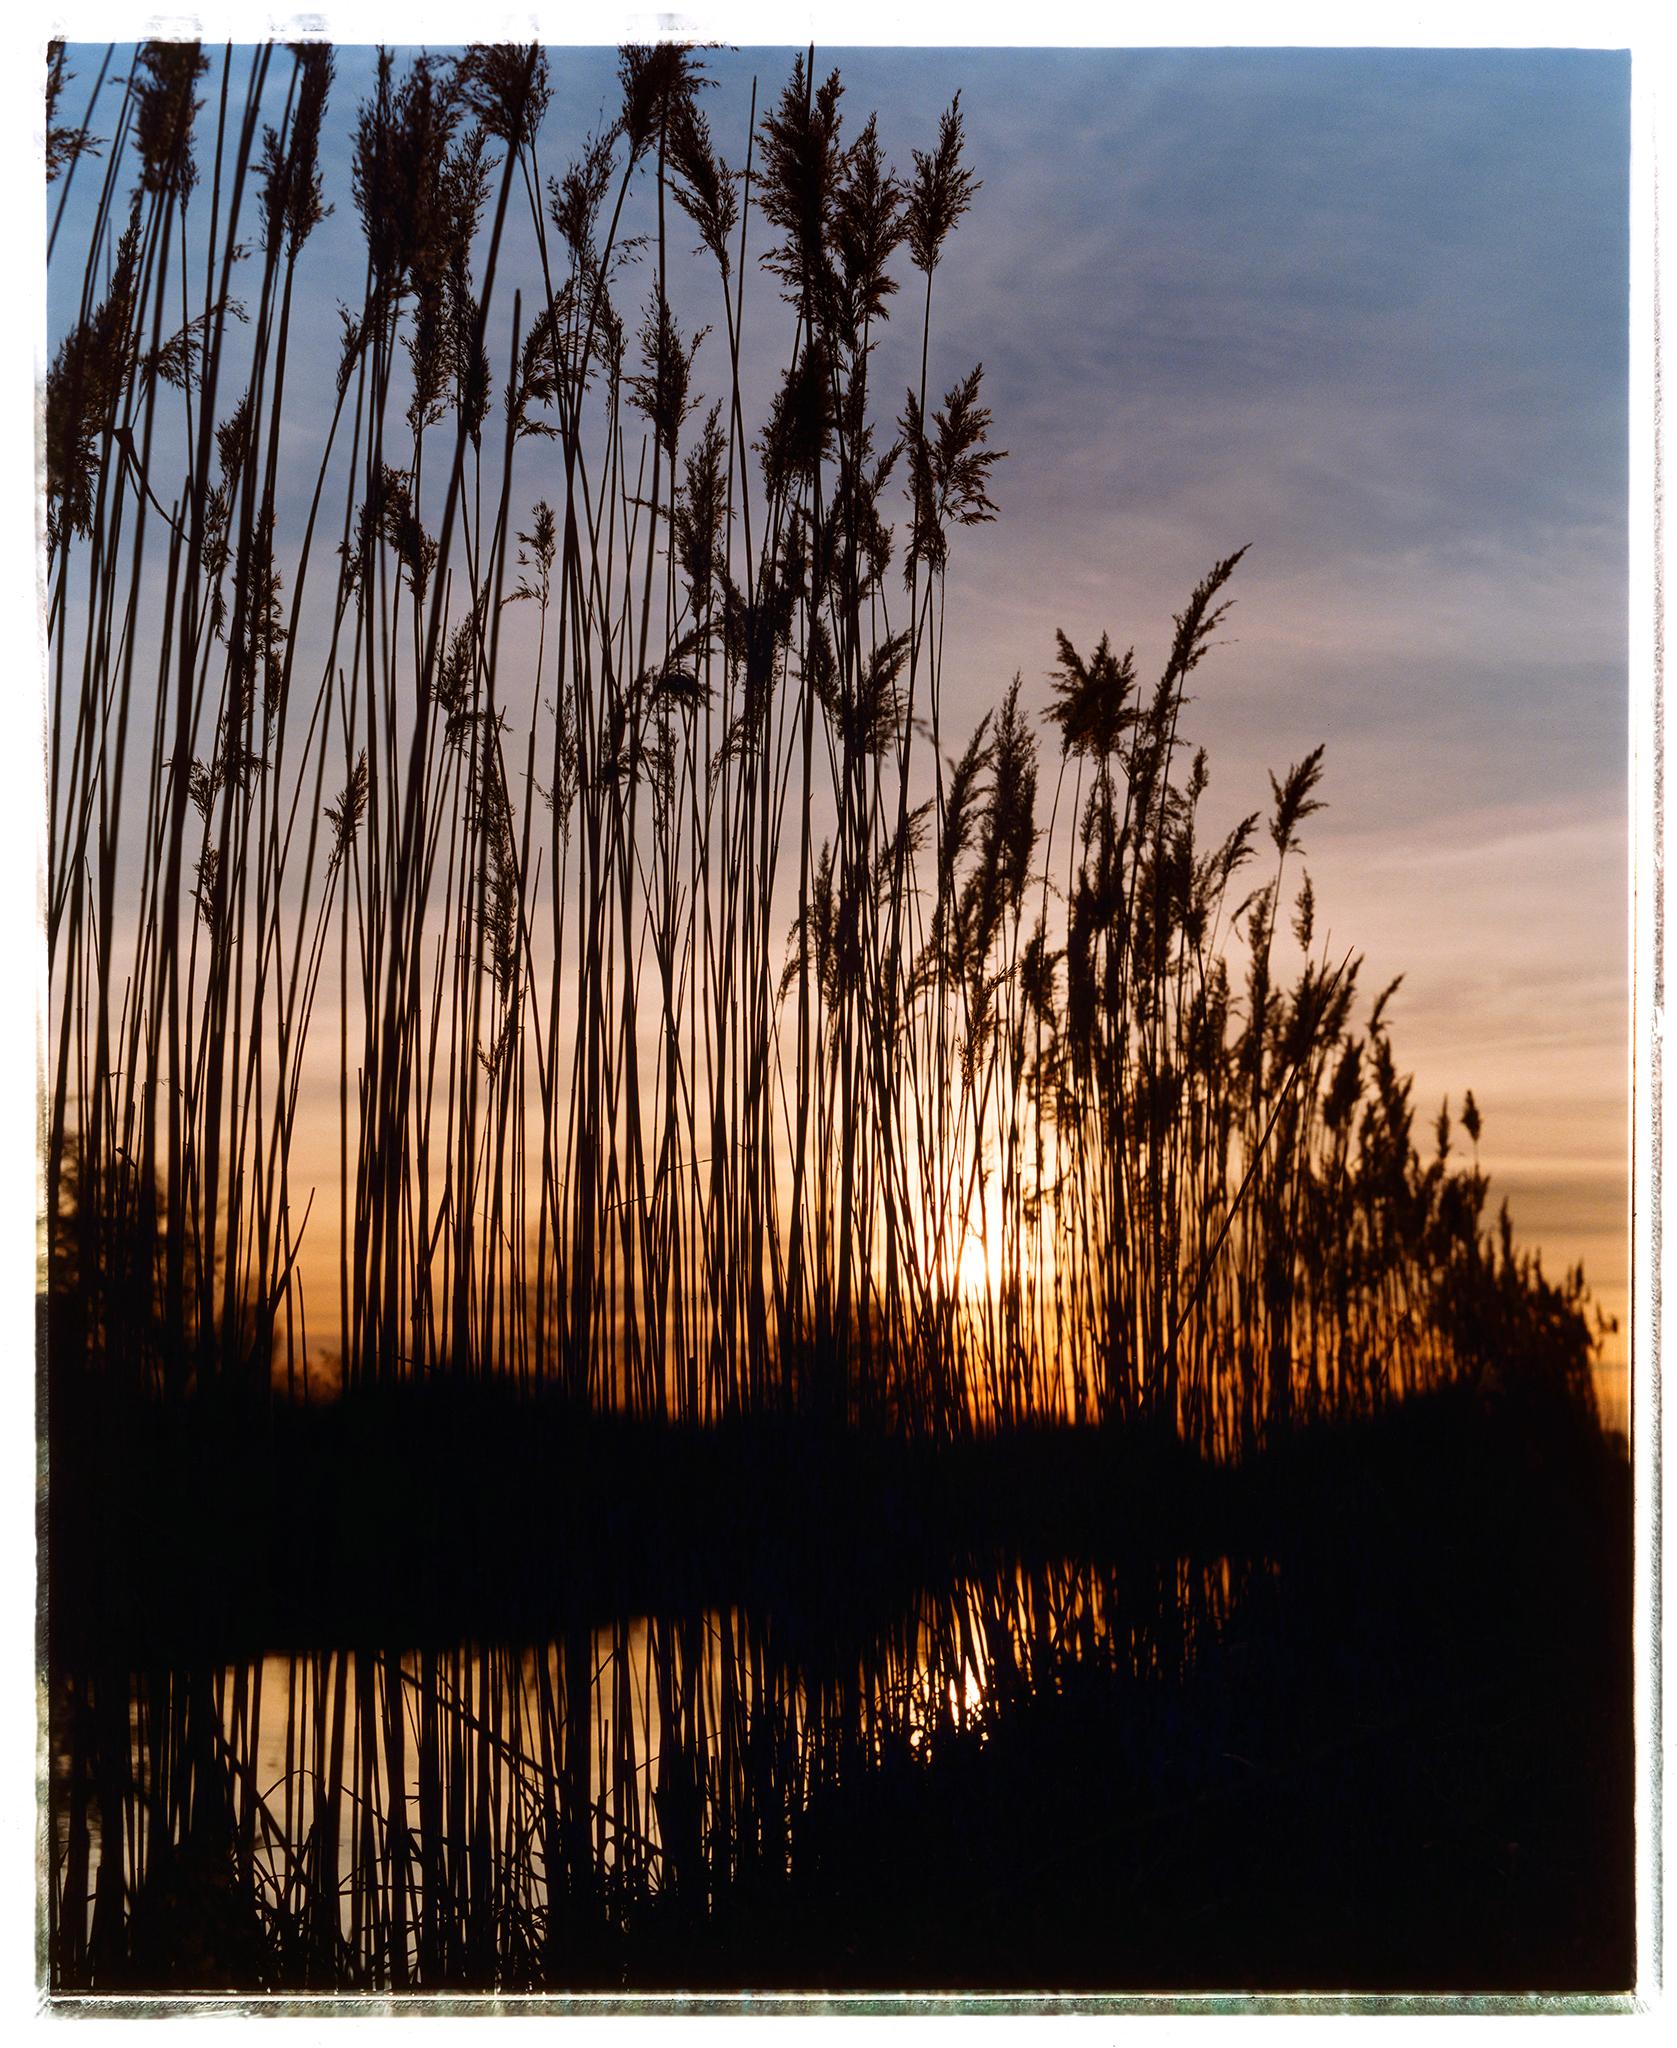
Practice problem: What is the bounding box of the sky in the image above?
[21,22,1636,1418]
[865,44,1635,1402]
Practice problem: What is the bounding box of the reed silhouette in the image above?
[44,40,1626,1994]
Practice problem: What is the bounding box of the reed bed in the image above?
[44,38,1612,1990]
[45,36,1603,1442]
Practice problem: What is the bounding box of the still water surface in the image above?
[53,1552,1266,1978]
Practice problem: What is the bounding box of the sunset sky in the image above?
[29,21,1635,1416]
[856,43,1633,1399]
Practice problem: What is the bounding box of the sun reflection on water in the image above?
[52,1552,1270,1971]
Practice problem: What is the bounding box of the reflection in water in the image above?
[51,1554,1266,1988]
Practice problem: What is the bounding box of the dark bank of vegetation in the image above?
[640,1385,1632,1994]
[50,1363,1612,1669]
[44,38,1628,1994]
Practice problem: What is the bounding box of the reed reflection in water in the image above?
[51,1552,1257,1988]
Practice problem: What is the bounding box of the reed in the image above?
[44,38,1612,1990]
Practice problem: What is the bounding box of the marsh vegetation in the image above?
[43,39,1626,1993]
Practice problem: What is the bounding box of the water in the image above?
[50,1551,1268,1986]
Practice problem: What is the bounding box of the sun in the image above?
[955,1227,997,1301]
